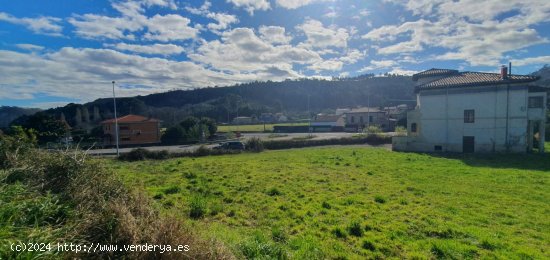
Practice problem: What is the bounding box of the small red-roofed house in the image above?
[101,114,161,146]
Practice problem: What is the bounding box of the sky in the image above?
[1,0,550,109]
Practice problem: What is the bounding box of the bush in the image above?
[395,126,407,136]
[118,148,169,161]
[362,240,376,251]
[348,220,363,237]
[267,187,282,196]
[262,135,391,150]
[0,139,234,259]
[364,125,382,134]
[245,137,264,152]
[189,196,207,219]
[374,195,387,204]
[332,227,347,238]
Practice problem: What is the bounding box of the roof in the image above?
[101,114,160,124]
[416,72,539,92]
[412,68,459,81]
[346,107,384,113]
[313,114,342,122]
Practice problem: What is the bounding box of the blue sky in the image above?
[1,0,550,108]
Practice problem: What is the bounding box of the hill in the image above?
[0,106,41,128]
[39,74,416,128]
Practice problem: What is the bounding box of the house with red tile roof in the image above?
[393,66,547,153]
[100,114,161,146]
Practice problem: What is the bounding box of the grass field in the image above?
[109,146,550,259]
[217,122,308,132]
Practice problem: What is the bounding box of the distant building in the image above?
[311,114,345,127]
[101,114,161,146]
[232,116,255,125]
[259,113,276,123]
[393,67,547,153]
[335,108,351,115]
[344,107,391,131]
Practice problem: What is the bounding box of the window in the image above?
[351,116,355,123]
[411,123,417,133]
[121,137,131,141]
[119,126,129,130]
[434,145,442,151]
[528,96,543,108]
[464,110,475,123]
[369,116,373,123]
[360,116,364,123]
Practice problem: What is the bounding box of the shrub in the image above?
[189,196,207,219]
[395,126,407,136]
[364,125,382,134]
[362,240,376,251]
[374,195,386,204]
[245,137,264,152]
[262,135,391,150]
[118,148,169,161]
[348,221,363,237]
[332,227,347,238]
[267,187,282,196]
[321,201,331,209]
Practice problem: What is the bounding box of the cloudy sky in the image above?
[1,0,550,108]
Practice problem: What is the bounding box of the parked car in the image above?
[214,141,246,150]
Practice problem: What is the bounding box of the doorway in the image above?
[463,136,475,153]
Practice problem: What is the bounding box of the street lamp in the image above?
[112,81,120,156]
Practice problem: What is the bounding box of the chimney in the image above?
[500,65,508,79]
[508,62,512,75]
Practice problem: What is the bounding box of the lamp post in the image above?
[112,81,120,156]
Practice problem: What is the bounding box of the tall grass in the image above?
[0,134,233,259]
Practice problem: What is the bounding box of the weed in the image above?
[189,196,207,219]
[348,221,363,237]
[374,195,386,204]
[267,187,282,196]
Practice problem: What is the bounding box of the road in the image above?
[86,132,386,155]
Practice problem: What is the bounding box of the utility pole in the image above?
[112,81,120,156]
[308,94,312,136]
[366,85,371,131]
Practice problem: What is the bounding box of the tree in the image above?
[82,106,90,123]
[200,117,217,136]
[93,106,101,121]
[74,107,82,126]
[11,112,68,144]
[180,116,199,130]
[161,125,186,144]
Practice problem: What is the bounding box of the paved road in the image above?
[86,132,390,155]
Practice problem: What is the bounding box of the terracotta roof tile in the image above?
[101,114,160,124]
[412,68,459,81]
[416,72,539,91]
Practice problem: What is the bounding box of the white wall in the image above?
[408,84,534,152]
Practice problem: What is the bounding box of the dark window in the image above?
[119,126,129,130]
[434,145,442,151]
[528,96,543,108]
[411,123,417,133]
[351,116,355,123]
[464,110,475,123]
[121,137,131,141]
[369,116,373,122]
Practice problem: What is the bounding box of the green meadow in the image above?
[108,146,550,259]
[217,122,308,132]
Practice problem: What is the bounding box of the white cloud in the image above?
[15,43,44,51]
[186,1,239,33]
[308,59,343,72]
[105,43,185,56]
[144,14,198,41]
[69,1,198,41]
[276,0,333,9]
[370,0,550,66]
[511,56,550,66]
[189,27,321,73]
[226,0,270,15]
[0,12,62,36]
[259,26,292,44]
[0,47,303,103]
[296,19,349,49]
[359,60,397,72]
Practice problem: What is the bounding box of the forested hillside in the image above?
[0,107,41,127]
[40,75,415,128]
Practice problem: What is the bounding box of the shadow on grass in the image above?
[430,152,550,171]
